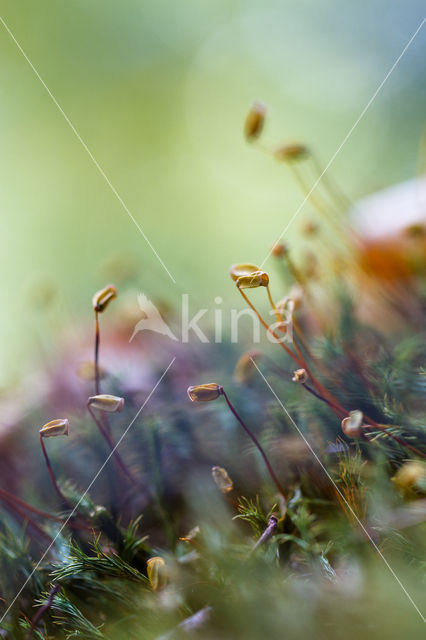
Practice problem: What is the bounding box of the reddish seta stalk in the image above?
[26,583,61,640]
[86,404,138,484]
[1,495,51,542]
[220,387,287,503]
[94,309,101,395]
[39,435,73,508]
[245,289,424,457]
[0,488,63,525]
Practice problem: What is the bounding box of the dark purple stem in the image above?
[87,405,137,484]
[0,488,62,522]
[94,310,100,395]
[0,489,89,532]
[39,436,72,508]
[2,498,51,542]
[221,389,287,501]
[26,583,61,640]
[302,383,346,417]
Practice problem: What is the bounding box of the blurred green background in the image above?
[0,0,425,386]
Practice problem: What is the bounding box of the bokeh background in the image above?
[0,0,425,387]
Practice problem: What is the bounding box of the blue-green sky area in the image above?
[0,1,425,385]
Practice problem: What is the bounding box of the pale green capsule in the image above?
[236,271,269,289]
[229,263,260,282]
[88,394,125,413]
[39,419,69,438]
[147,556,167,591]
[92,284,117,313]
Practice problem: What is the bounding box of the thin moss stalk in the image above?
[220,388,287,503]
[39,434,73,509]
[86,404,138,484]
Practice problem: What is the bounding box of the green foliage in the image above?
[46,592,105,639]
[233,496,277,537]
[119,515,151,563]
[0,523,44,603]
[51,538,148,585]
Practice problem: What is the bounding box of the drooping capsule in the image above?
[87,394,125,413]
[40,419,69,438]
[233,351,261,384]
[187,384,222,402]
[147,556,168,591]
[229,263,261,282]
[211,466,233,493]
[341,410,364,438]
[292,368,308,384]
[274,143,308,162]
[236,271,269,289]
[244,101,266,141]
[92,284,117,313]
[271,243,288,257]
